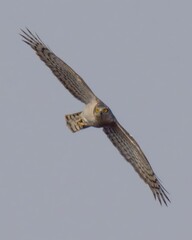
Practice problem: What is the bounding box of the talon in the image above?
[77,119,85,127]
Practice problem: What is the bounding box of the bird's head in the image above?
[93,102,115,126]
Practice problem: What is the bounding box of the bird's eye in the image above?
[103,108,109,113]
[95,107,100,113]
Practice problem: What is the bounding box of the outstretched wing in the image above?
[103,122,170,205]
[20,29,96,104]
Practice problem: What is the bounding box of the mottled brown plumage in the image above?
[20,28,170,205]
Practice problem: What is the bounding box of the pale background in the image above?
[0,0,191,239]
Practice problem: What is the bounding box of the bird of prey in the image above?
[20,28,170,205]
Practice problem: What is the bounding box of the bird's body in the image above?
[20,29,170,205]
[80,99,103,127]
[66,99,115,131]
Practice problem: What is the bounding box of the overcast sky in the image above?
[1,0,192,239]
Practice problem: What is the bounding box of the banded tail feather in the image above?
[65,112,88,132]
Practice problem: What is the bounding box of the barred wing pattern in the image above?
[103,122,170,205]
[20,29,96,104]
[21,29,170,205]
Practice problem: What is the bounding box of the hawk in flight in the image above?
[20,29,170,205]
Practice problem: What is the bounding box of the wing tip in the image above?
[19,27,45,48]
[152,184,171,206]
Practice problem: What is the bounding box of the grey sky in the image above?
[1,0,191,239]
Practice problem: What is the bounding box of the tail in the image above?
[65,112,89,133]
